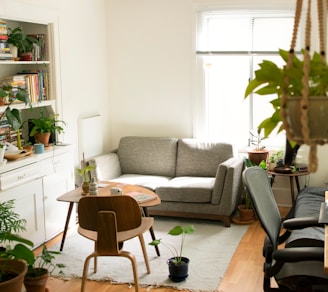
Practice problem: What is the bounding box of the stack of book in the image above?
[28,34,46,61]
[0,19,13,60]
[0,118,23,147]
[1,70,49,103]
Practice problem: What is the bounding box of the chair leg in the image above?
[121,252,139,292]
[138,234,151,274]
[93,241,97,273]
[81,253,96,292]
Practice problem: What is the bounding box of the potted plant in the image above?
[77,153,96,195]
[0,199,34,292]
[7,27,41,61]
[247,129,269,165]
[268,150,284,171]
[23,244,65,292]
[29,109,66,146]
[244,0,328,173]
[149,225,195,282]
[0,84,30,154]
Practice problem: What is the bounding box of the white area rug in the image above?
[51,217,248,292]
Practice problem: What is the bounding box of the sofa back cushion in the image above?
[176,139,233,177]
[117,136,178,177]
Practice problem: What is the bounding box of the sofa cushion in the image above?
[87,153,121,181]
[175,139,233,177]
[117,136,178,177]
[110,174,171,191]
[155,177,215,203]
[286,186,325,247]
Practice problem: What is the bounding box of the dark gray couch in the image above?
[87,136,244,226]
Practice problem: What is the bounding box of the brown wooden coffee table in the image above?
[57,181,161,255]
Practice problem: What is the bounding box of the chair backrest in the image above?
[78,195,142,232]
[242,167,282,249]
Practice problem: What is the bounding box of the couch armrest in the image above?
[212,157,244,213]
[86,153,122,181]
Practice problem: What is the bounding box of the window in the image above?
[195,11,300,149]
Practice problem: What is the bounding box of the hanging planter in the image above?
[245,0,328,173]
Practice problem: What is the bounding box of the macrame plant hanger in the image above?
[280,0,327,172]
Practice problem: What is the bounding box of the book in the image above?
[127,191,156,203]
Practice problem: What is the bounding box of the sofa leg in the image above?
[223,216,231,227]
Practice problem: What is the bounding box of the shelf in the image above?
[0,61,50,65]
[0,100,55,112]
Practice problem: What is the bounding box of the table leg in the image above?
[60,202,74,251]
[142,207,160,256]
[295,176,301,193]
[289,177,295,204]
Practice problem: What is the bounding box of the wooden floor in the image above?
[41,207,290,292]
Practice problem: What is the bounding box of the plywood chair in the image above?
[77,195,154,292]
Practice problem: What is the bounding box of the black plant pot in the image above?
[284,138,300,166]
[167,257,189,282]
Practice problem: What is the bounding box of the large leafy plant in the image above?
[7,26,41,54]
[244,49,328,139]
[149,225,195,264]
[30,109,66,136]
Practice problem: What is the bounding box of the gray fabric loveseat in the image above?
[87,136,244,226]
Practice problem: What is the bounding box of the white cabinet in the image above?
[42,151,75,241]
[0,178,45,247]
[0,146,74,248]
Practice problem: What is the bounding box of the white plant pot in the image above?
[9,44,18,58]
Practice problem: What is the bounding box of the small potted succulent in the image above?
[149,225,195,282]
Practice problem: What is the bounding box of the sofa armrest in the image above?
[212,157,244,212]
[86,153,122,181]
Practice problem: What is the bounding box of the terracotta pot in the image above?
[34,133,51,146]
[238,205,254,222]
[20,52,33,61]
[0,259,27,292]
[248,150,269,166]
[286,96,328,144]
[24,268,48,292]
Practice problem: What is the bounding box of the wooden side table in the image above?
[267,170,310,203]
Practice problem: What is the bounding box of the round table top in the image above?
[57,181,161,207]
[267,170,310,177]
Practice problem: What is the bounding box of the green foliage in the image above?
[269,150,284,163]
[30,109,66,136]
[149,225,195,264]
[0,200,35,281]
[7,26,42,54]
[77,164,96,183]
[25,245,65,277]
[0,85,30,134]
[249,129,265,150]
[0,199,32,247]
[0,200,64,279]
[244,49,328,138]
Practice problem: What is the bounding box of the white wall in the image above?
[105,0,194,147]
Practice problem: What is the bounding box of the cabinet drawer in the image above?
[0,163,44,191]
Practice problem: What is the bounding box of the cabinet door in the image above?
[0,179,45,248]
[43,152,75,241]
